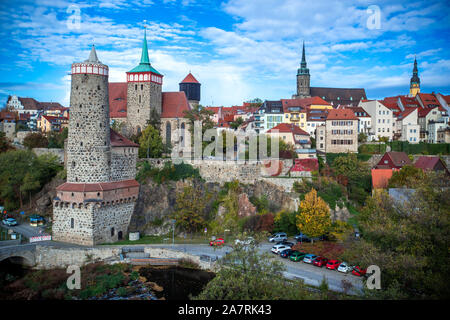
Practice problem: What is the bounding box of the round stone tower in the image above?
[67,45,111,183]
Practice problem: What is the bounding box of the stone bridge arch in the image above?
[0,245,36,267]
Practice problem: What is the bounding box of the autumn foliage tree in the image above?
[296,188,331,243]
[172,185,211,235]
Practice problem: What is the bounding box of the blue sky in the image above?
[0,0,449,107]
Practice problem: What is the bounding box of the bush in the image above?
[136,161,202,184]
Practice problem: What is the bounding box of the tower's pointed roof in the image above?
[410,56,420,85]
[180,72,200,84]
[85,45,101,64]
[298,41,309,76]
[128,28,161,75]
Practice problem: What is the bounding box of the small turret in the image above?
[179,72,201,107]
[409,56,420,97]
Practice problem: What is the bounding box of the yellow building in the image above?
[38,115,69,133]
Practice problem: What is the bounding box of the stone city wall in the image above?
[142,158,295,184]
[34,245,213,270]
[110,147,138,181]
[32,148,65,163]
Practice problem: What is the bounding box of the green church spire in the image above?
[298,41,309,76]
[128,27,161,75]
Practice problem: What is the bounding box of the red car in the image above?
[312,256,329,267]
[352,266,367,276]
[209,238,225,246]
[326,260,341,270]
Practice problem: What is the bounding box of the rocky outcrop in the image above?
[237,193,257,218]
[242,180,299,212]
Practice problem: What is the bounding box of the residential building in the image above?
[374,151,412,169]
[266,123,315,158]
[260,100,284,133]
[427,120,447,143]
[316,109,358,153]
[339,106,371,135]
[0,111,16,139]
[306,109,328,138]
[359,100,394,141]
[281,99,307,129]
[414,156,449,174]
[38,115,69,133]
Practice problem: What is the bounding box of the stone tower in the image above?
[409,56,420,97]
[126,29,163,135]
[179,72,201,108]
[295,42,311,99]
[66,45,111,183]
[53,46,139,246]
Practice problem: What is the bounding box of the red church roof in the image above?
[110,129,139,147]
[161,91,191,118]
[180,73,199,84]
[109,82,127,118]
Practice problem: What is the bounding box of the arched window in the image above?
[180,122,185,147]
[71,218,74,229]
[166,122,172,147]
[137,126,141,135]
[111,227,115,237]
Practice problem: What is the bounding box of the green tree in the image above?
[388,165,424,188]
[194,233,317,300]
[183,104,215,153]
[138,125,164,158]
[173,185,211,234]
[47,127,68,148]
[229,117,244,130]
[23,132,48,149]
[296,188,331,243]
[358,132,368,143]
[0,132,14,153]
[341,172,450,299]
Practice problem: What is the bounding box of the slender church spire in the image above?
[409,55,420,97]
[140,27,150,65]
[298,41,309,75]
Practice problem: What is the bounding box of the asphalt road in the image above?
[1,222,45,239]
[144,241,364,295]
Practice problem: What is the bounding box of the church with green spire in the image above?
[125,28,163,135]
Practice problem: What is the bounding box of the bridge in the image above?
[0,244,36,267]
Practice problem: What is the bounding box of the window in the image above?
[135,84,137,90]
[111,228,115,237]
[141,84,143,90]
[71,218,74,229]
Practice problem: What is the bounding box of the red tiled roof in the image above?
[418,106,437,118]
[110,129,139,147]
[109,82,127,118]
[326,109,358,120]
[266,123,309,136]
[414,156,442,170]
[290,158,319,172]
[281,96,330,112]
[371,169,398,189]
[396,107,416,120]
[417,93,445,111]
[399,96,420,108]
[180,73,199,84]
[376,152,412,169]
[0,111,17,121]
[42,115,68,123]
[161,91,191,118]
[56,179,139,192]
[381,97,401,112]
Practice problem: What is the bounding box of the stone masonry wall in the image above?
[126,81,162,135]
[32,148,65,163]
[110,146,138,181]
[67,72,111,183]
[142,158,295,184]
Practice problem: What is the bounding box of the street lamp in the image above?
[170,219,176,247]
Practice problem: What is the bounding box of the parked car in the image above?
[271,244,290,254]
[289,251,307,262]
[313,256,329,267]
[303,254,317,264]
[337,262,353,273]
[280,249,296,258]
[209,238,225,246]
[326,260,341,270]
[2,218,18,226]
[268,232,287,243]
[352,266,367,277]
[294,232,310,242]
[234,237,255,245]
[275,240,294,247]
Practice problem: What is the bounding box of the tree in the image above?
[194,233,317,300]
[296,188,331,243]
[173,185,211,234]
[358,132,368,143]
[229,117,244,130]
[183,104,215,152]
[388,165,424,188]
[341,172,450,299]
[0,132,14,153]
[48,128,68,148]
[138,125,164,158]
[23,132,48,149]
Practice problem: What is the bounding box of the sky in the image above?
[0,0,449,108]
